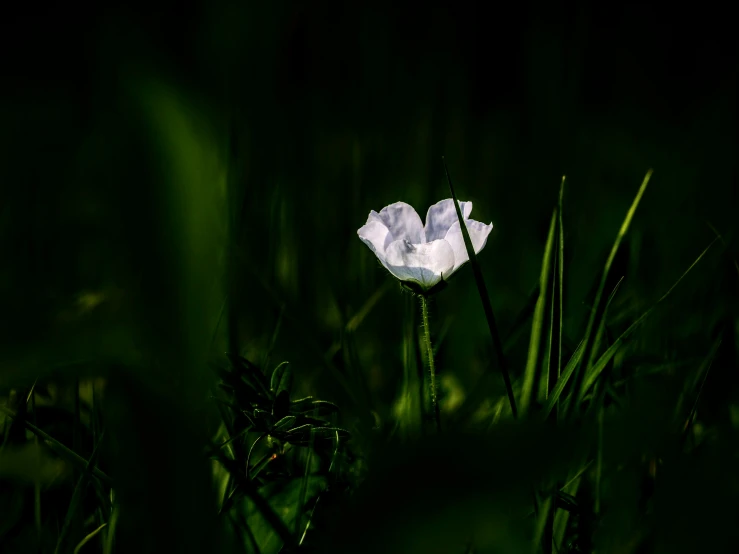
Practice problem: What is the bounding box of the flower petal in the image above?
[357,220,391,263]
[424,199,473,242]
[376,202,425,244]
[384,239,455,290]
[366,210,383,224]
[443,219,494,275]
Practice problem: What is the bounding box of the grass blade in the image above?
[563,170,652,420]
[442,157,517,418]
[0,405,113,486]
[55,432,106,554]
[521,207,558,416]
[533,493,554,553]
[542,340,585,420]
[551,178,565,405]
[579,237,719,399]
[73,523,107,554]
[102,501,118,554]
[542,275,623,420]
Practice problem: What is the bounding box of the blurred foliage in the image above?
[1,1,738,553]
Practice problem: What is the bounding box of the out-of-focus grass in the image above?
[2,5,738,553]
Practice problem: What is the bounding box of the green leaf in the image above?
[272,416,297,434]
[289,396,315,410]
[307,427,350,441]
[270,361,293,395]
[290,398,340,416]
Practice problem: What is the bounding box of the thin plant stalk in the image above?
[420,295,441,433]
[443,157,518,418]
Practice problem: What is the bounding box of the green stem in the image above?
[420,295,441,433]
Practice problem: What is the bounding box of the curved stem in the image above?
[420,295,441,433]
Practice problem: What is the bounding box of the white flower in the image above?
[357,199,493,292]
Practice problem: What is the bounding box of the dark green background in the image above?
[1,2,738,552]
[5,0,735,393]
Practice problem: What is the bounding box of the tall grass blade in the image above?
[542,276,622,419]
[73,523,107,554]
[579,238,719,399]
[551,178,565,406]
[442,157,517,418]
[563,170,652,419]
[533,495,554,554]
[521,208,557,416]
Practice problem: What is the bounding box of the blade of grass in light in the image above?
[299,494,322,546]
[542,178,566,401]
[532,490,554,554]
[542,273,623,420]
[578,237,719,399]
[73,523,107,554]
[443,157,517,418]
[551,178,565,405]
[582,279,624,418]
[542,340,585,420]
[552,472,582,552]
[563,170,652,420]
[584,284,622,396]
[545,251,557,404]
[102,502,118,554]
[521,208,558,416]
